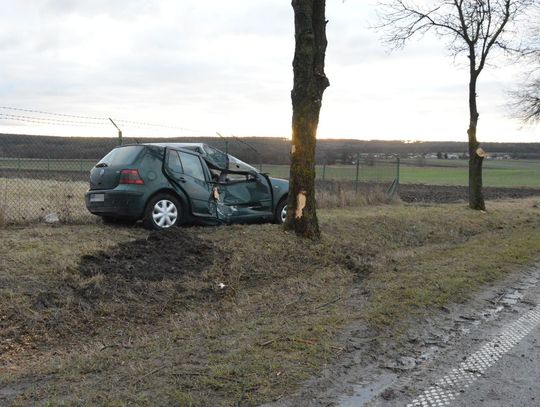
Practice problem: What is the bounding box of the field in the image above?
[2,200,540,406]
[261,159,540,188]
[0,178,92,223]
[0,157,97,174]
[1,157,540,224]
[1,158,539,188]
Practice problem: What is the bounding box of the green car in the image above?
[85,143,289,230]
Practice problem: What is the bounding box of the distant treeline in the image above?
[1,133,539,164]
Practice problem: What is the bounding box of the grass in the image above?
[0,178,92,223]
[2,157,539,188]
[260,159,540,188]
[1,198,540,405]
[0,157,97,173]
[0,177,393,225]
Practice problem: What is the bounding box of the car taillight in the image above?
[119,169,144,185]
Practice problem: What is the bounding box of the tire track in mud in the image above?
[360,266,540,407]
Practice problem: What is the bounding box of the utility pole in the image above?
[109,118,123,145]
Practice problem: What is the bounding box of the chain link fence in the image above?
[0,134,109,224]
[0,135,400,225]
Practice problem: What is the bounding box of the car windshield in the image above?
[203,145,229,168]
[227,155,259,173]
[97,146,144,167]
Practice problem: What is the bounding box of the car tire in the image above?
[275,198,288,225]
[143,194,182,230]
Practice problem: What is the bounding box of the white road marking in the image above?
[407,305,540,407]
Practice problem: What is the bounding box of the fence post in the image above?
[322,160,326,181]
[47,156,50,179]
[396,156,400,193]
[355,152,360,194]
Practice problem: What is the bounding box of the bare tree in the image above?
[513,76,540,122]
[285,0,330,239]
[512,27,540,123]
[378,0,535,210]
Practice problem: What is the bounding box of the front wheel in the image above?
[143,194,181,230]
[274,199,288,225]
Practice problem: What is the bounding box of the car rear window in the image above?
[98,146,144,167]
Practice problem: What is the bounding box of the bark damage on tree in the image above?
[377,0,531,212]
[285,0,329,239]
[468,72,486,211]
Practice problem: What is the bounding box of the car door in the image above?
[216,171,273,222]
[164,149,213,217]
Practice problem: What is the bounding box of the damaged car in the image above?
[85,143,289,230]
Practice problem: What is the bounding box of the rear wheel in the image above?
[143,194,181,230]
[275,198,288,225]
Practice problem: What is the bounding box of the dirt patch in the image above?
[399,183,540,203]
[79,228,217,281]
[0,228,222,363]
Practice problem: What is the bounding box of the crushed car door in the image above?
[215,171,273,222]
[164,149,213,217]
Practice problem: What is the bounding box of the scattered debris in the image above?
[44,213,59,224]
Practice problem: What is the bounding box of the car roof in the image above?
[143,142,205,153]
[139,142,258,173]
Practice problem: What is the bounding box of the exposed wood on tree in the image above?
[295,191,307,219]
[285,0,330,239]
[378,0,536,210]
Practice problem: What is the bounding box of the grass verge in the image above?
[1,198,540,406]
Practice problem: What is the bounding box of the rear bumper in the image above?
[85,190,145,218]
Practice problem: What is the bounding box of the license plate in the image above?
[90,193,105,202]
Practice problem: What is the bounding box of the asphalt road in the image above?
[370,267,540,407]
[452,327,540,407]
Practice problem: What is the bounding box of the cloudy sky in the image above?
[0,0,538,142]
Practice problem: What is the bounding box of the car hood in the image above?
[268,176,289,197]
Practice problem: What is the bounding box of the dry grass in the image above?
[1,199,540,406]
[0,177,397,226]
[0,177,92,223]
[316,182,398,208]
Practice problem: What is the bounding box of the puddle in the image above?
[420,345,440,361]
[337,373,398,407]
[482,305,505,321]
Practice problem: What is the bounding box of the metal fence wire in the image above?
[0,135,400,224]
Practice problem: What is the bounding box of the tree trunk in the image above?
[285,0,329,239]
[467,71,486,210]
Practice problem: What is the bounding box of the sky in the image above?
[0,0,538,142]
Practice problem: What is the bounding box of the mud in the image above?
[264,265,540,407]
[79,228,217,281]
[1,229,221,361]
